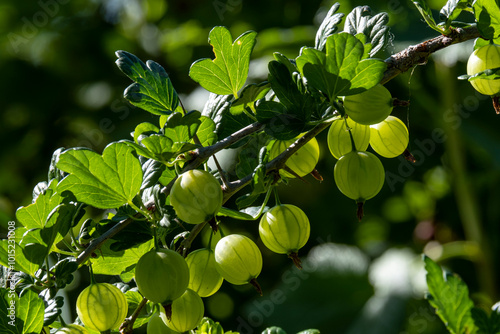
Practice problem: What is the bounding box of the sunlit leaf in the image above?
[296,33,386,100]
[57,143,143,209]
[189,27,257,97]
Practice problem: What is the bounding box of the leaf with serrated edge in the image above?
[412,0,442,32]
[57,142,143,209]
[189,27,257,97]
[92,239,154,276]
[424,256,477,334]
[440,0,471,29]
[115,50,179,116]
[344,6,391,56]
[474,0,500,40]
[134,122,159,144]
[197,116,218,147]
[297,33,386,100]
[16,179,58,230]
[315,3,345,51]
[16,289,45,334]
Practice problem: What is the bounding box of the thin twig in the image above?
[120,297,148,334]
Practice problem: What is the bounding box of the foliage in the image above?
[1,1,500,334]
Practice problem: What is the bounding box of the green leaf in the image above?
[16,180,60,230]
[20,202,76,266]
[315,3,345,51]
[231,82,271,115]
[163,111,202,144]
[92,239,154,276]
[217,207,255,220]
[125,289,154,329]
[189,27,257,97]
[51,258,78,290]
[471,305,500,334]
[17,289,45,334]
[296,331,320,334]
[197,116,218,147]
[0,288,17,334]
[412,0,442,33]
[115,50,179,116]
[217,111,254,148]
[457,66,500,81]
[202,93,233,128]
[440,0,472,30]
[256,101,304,140]
[133,122,159,144]
[141,159,166,190]
[474,0,500,40]
[235,133,270,179]
[296,33,386,101]
[344,6,391,56]
[57,142,143,209]
[0,239,39,277]
[424,256,478,334]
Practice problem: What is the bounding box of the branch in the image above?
[76,202,154,265]
[381,26,481,84]
[223,121,332,201]
[119,297,148,334]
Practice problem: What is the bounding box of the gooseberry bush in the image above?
[2,0,500,333]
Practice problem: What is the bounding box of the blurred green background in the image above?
[1,0,499,333]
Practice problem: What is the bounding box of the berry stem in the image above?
[163,303,173,321]
[403,149,416,163]
[250,278,263,296]
[288,252,303,269]
[356,202,364,222]
[492,95,500,114]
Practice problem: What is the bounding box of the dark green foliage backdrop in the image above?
[1,0,499,333]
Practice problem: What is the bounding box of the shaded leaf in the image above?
[315,3,345,51]
[163,111,202,144]
[51,258,78,290]
[57,143,143,209]
[256,101,305,140]
[115,50,179,116]
[189,27,257,97]
[471,306,500,334]
[202,93,233,130]
[141,159,166,190]
[231,82,271,115]
[474,0,500,40]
